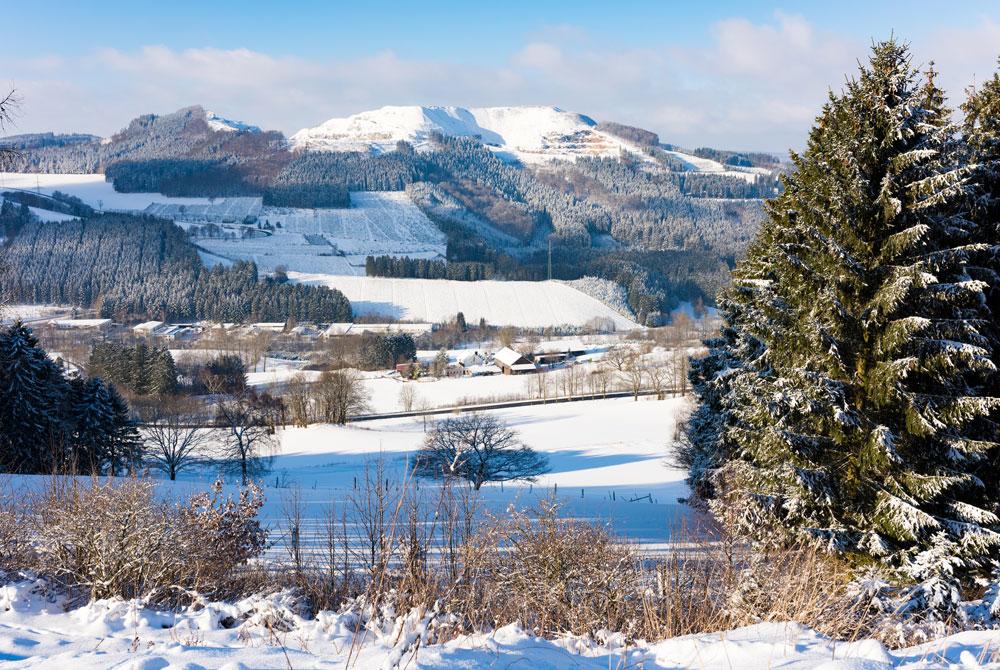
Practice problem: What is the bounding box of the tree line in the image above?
[0,211,352,323]
[88,341,179,396]
[365,254,494,281]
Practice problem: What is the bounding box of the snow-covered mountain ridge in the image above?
[204,110,261,134]
[291,105,646,163]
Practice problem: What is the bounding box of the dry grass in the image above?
[2,471,980,649]
[263,475,887,645]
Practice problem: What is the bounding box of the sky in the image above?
[4,0,1000,152]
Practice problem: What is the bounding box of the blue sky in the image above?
[5,1,1000,150]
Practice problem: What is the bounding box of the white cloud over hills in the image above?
[7,12,1000,151]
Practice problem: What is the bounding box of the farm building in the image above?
[251,322,287,333]
[530,349,587,366]
[493,347,538,375]
[290,324,323,339]
[51,318,112,333]
[133,321,165,335]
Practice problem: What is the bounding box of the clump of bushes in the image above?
[3,477,266,603]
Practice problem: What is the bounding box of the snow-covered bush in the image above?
[901,534,967,624]
[969,564,1000,626]
[31,477,266,603]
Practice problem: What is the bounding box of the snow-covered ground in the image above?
[250,361,626,414]
[247,368,542,411]
[195,191,446,276]
[289,272,640,329]
[151,397,693,553]
[0,173,213,211]
[1,584,996,669]
[0,304,76,326]
[1,385,996,668]
[0,195,81,224]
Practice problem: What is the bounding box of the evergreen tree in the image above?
[149,348,179,395]
[688,41,1000,577]
[106,383,141,476]
[68,376,116,474]
[961,61,1000,503]
[0,322,69,472]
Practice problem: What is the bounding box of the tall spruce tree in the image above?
[961,60,1000,505]
[0,322,69,472]
[106,383,141,476]
[68,376,117,474]
[687,41,1000,577]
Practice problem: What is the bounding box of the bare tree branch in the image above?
[0,89,23,168]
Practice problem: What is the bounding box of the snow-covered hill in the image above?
[291,105,640,163]
[204,110,260,133]
[289,272,640,329]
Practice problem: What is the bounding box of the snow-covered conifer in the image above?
[0,322,69,472]
[688,41,1000,577]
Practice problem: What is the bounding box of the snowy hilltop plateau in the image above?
[291,104,635,162]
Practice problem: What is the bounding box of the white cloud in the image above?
[6,14,1000,152]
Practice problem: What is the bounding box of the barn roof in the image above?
[494,347,532,368]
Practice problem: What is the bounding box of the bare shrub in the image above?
[31,477,266,603]
[0,480,31,571]
[459,499,645,637]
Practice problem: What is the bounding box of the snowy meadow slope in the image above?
[289,273,639,328]
[194,191,447,277]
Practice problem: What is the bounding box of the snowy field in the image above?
[659,150,773,183]
[248,367,555,411]
[1,587,996,669]
[263,192,445,254]
[0,304,77,327]
[155,397,694,555]
[289,272,640,328]
[190,191,447,276]
[0,172,212,211]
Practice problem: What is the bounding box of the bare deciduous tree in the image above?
[215,391,278,485]
[645,360,671,400]
[0,89,21,169]
[415,413,549,490]
[672,347,690,396]
[398,383,418,412]
[315,369,371,424]
[140,397,211,481]
[606,346,645,401]
[286,373,313,427]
